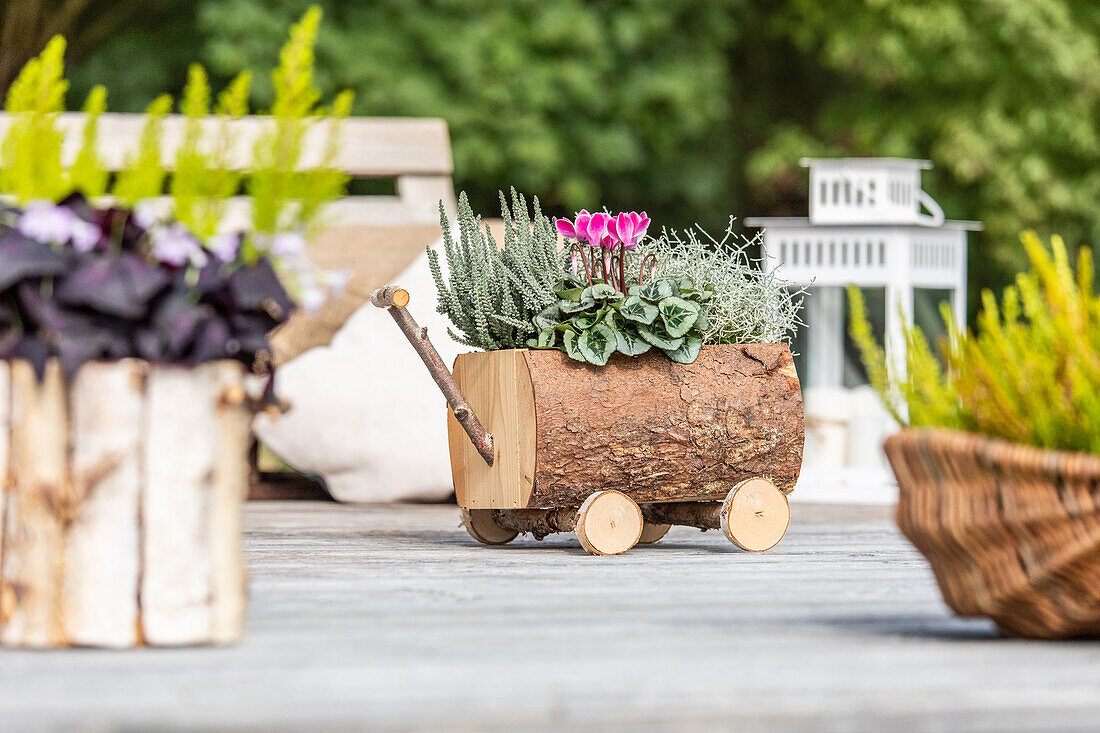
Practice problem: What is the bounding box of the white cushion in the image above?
[253,239,462,502]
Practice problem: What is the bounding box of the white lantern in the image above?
[747,158,981,502]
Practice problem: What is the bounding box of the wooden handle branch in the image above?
[371,286,495,466]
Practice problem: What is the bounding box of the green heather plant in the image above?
[429,189,567,350]
[849,232,1100,455]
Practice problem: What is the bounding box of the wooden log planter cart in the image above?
[373,286,805,556]
[0,359,252,648]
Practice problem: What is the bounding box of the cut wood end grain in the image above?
[720,478,790,552]
[370,286,409,309]
[575,490,643,556]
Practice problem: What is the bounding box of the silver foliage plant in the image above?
[428,189,568,349]
[646,217,804,344]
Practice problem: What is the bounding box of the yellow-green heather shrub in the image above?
[849,232,1100,454]
[1,36,68,203]
[70,85,108,197]
[112,93,173,205]
[247,5,352,260]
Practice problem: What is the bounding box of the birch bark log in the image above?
[0,359,249,648]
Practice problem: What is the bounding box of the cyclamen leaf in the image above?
[577,324,616,365]
[619,295,658,324]
[585,283,619,301]
[615,328,652,356]
[534,303,562,329]
[562,328,585,362]
[659,296,700,337]
[571,309,602,330]
[638,324,683,350]
[560,296,596,314]
[527,328,556,348]
[637,277,676,302]
[695,306,710,332]
[665,333,703,364]
[555,286,584,302]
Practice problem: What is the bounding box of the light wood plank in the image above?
[1,361,69,648]
[448,350,536,509]
[62,360,144,648]
[0,114,453,175]
[141,364,219,645]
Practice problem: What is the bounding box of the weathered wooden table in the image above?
[2,502,1098,731]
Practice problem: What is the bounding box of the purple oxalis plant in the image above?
[0,194,296,378]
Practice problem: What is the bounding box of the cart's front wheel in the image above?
[461,508,518,546]
[575,490,643,556]
[720,478,790,552]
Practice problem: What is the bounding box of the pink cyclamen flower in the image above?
[555,210,593,243]
[585,212,614,249]
[607,211,650,250]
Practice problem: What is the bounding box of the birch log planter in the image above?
[0,358,251,649]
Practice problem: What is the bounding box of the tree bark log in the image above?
[492,508,577,539]
[642,502,721,531]
[1,361,70,647]
[523,343,803,508]
[63,360,144,647]
[142,362,248,646]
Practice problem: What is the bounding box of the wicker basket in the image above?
[884,428,1100,639]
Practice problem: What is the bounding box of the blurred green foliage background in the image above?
[4,0,1099,312]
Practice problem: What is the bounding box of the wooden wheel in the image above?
[575,490,643,556]
[637,522,672,544]
[461,508,518,546]
[720,478,790,552]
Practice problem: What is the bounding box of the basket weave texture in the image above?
[885,428,1100,639]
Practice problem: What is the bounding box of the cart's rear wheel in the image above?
[637,522,672,544]
[461,508,518,546]
[575,490,643,556]
[720,478,790,552]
